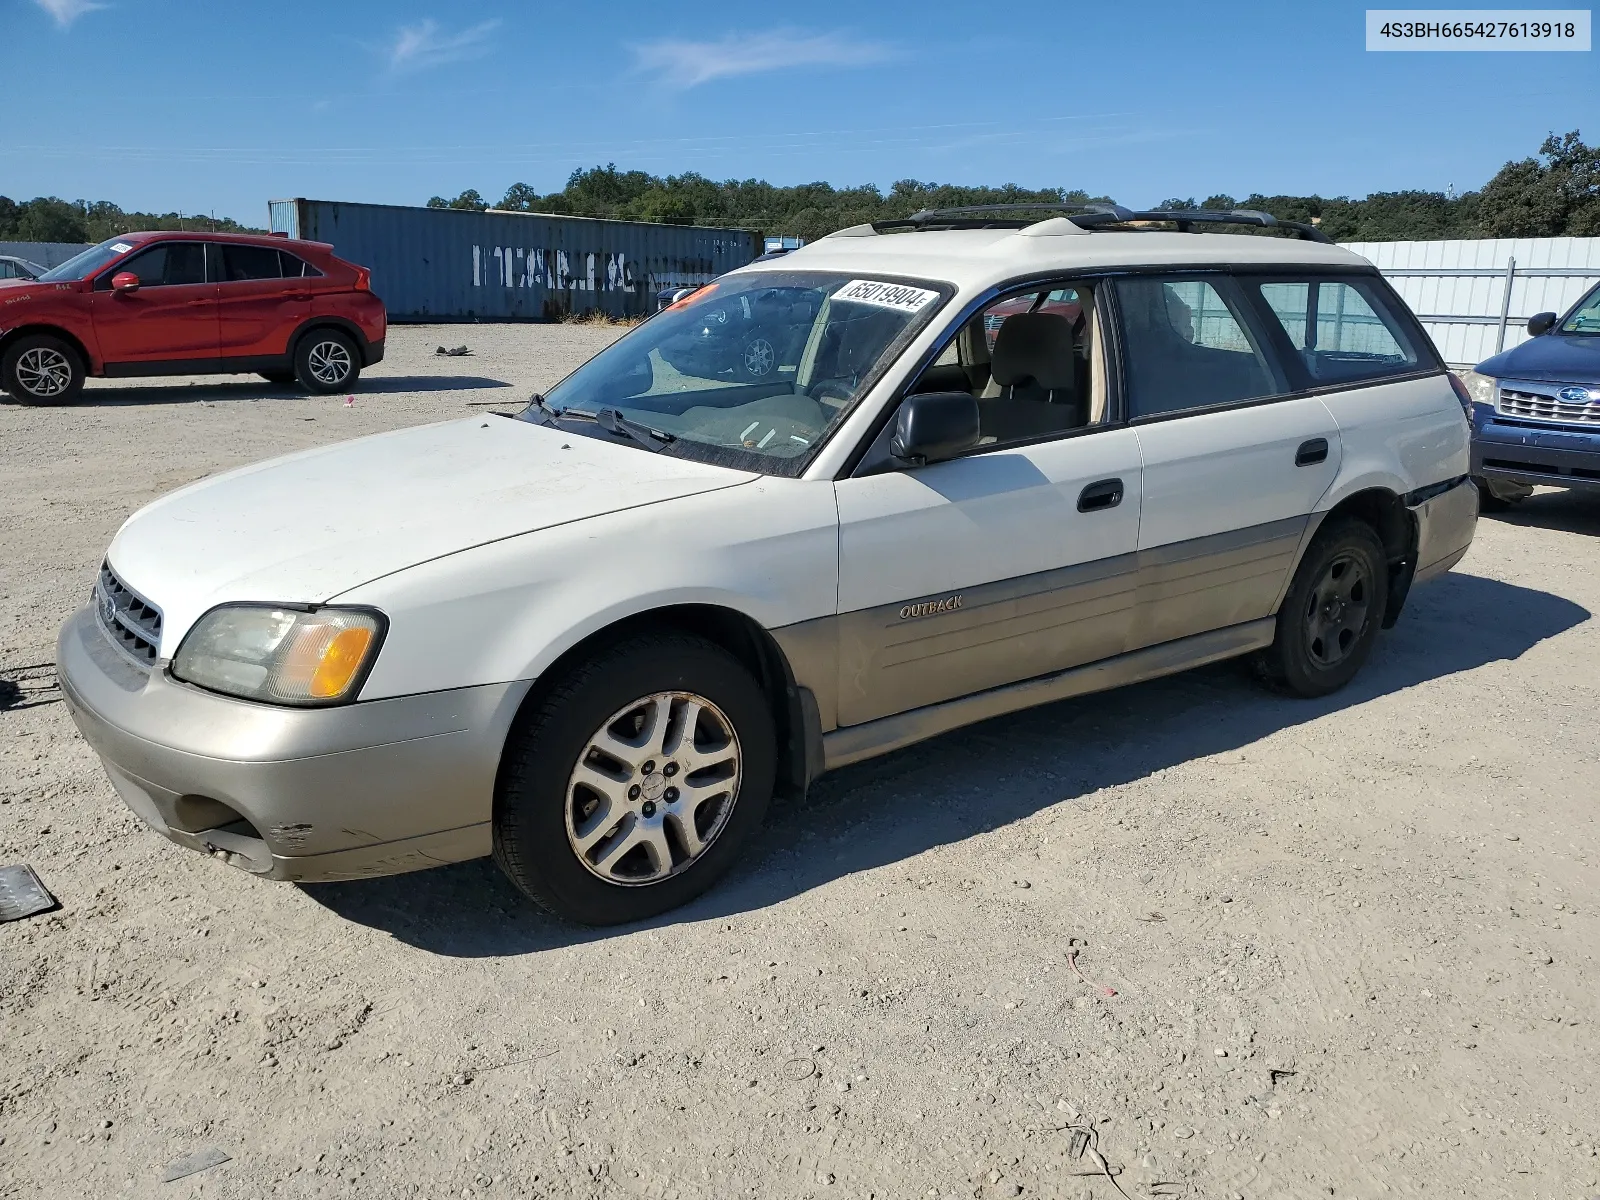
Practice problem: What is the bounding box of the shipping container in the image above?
[267,199,761,323]
[0,241,94,269]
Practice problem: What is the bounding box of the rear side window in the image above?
[222,244,284,281]
[279,251,319,278]
[114,243,207,287]
[1251,277,1421,384]
[1114,276,1283,418]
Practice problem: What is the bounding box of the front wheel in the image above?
[493,632,775,925]
[2,334,85,405]
[294,329,360,393]
[1255,518,1389,698]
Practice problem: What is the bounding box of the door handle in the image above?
[1296,438,1330,467]
[1077,478,1124,512]
[286,292,311,301]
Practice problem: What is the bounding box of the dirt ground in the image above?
[1,324,1596,1200]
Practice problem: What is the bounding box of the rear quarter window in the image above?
[1249,275,1424,385]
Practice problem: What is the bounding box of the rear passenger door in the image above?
[217,244,312,360]
[1115,274,1341,649]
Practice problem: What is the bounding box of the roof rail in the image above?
[869,203,1331,243]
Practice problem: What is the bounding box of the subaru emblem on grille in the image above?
[1558,386,1595,404]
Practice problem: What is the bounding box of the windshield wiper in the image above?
[521,392,560,426]
[586,406,677,451]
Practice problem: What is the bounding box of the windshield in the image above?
[1560,283,1600,334]
[37,237,137,282]
[533,270,948,473]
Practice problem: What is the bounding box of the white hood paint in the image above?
[108,416,757,653]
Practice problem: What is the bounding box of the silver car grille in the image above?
[95,561,162,664]
[1496,381,1600,427]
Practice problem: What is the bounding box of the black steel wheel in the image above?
[1256,518,1389,698]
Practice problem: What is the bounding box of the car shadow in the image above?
[1485,488,1600,538]
[300,569,1589,956]
[49,375,512,407]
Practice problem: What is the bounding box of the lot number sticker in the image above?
[110,242,133,253]
[834,279,940,313]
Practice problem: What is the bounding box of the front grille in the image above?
[1496,383,1600,427]
[95,562,162,664]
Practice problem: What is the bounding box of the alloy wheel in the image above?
[1303,552,1371,668]
[565,691,742,886]
[15,347,72,398]
[743,337,776,378]
[307,339,353,386]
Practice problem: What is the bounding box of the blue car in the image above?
[1467,282,1600,510]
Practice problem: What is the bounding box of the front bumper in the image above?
[1471,410,1600,494]
[56,606,529,882]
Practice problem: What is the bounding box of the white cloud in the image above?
[631,29,892,89]
[385,18,501,72]
[34,0,105,29]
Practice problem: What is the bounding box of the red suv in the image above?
[0,231,386,405]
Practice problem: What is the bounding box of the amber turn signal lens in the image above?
[309,626,375,698]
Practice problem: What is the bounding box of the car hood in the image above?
[1476,334,1600,385]
[108,416,758,652]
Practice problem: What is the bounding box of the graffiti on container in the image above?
[471,246,715,294]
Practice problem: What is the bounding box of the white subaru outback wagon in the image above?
[58,205,1479,925]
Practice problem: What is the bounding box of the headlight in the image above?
[172,605,385,706]
[1463,371,1499,407]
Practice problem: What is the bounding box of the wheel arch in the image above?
[289,316,373,365]
[0,324,97,375]
[494,602,821,813]
[1306,485,1418,628]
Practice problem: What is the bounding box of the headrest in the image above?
[990,311,1077,390]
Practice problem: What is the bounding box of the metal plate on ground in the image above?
[161,1147,230,1182]
[0,864,58,922]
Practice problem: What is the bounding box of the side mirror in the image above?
[111,271,140,294]
[890,391,980,466]
[1527,312,1557,336]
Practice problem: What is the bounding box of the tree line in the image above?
[5,129,1593,248]
[428,129,1599,243]
[0,196,260,245]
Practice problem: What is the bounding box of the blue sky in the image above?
[2,0,1594,226]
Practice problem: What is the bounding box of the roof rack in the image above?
[869,203,1331,243]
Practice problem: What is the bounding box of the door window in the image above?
[1115,277,1281,418]
[113,243,208,288]
[279,251,319,278]
[221,243,285,281]
[906,282,1103,448]
[0,261,14,278]
[1254,278,1420,383]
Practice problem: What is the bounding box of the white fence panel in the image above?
[1341,237,1600,367]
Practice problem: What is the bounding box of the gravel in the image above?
[2,323,1598,1198]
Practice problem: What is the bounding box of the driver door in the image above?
[832,282,1143,727]
[90,241,220,367]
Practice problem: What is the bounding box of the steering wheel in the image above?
[807,377,856,406]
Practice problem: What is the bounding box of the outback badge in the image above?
[899,595,963,620]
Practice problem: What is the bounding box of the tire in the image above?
[739,335,777,381]
[1255,518,1389,698]
[492,632,776,926]
[293,329,360,394]
[1,333,85,406]
[259,370,298,385]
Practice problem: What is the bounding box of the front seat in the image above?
[982,311,1085,442]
